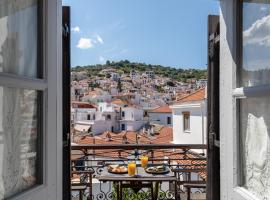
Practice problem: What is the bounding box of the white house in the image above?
[81,89,112,103]
[119,106,146,131]
[148,105,173,126]
[110,72,120,81]
[130,69,138,79]
[144,71,155,79]
[170,88,207,151]
[111,99,146,131]
[72,102,119,135]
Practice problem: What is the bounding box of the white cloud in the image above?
[99,56,106,63]
[76,38,93,49]
[96,35,104,44]
[260,6,267,12]
[71,26,80,33]
[243,15,270,46]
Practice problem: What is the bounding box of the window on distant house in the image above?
[100,107,102,112]
[107,114,111,120]
[122,111,125,118]
[167,117,171,125]
[183,112,190,132]
[93,114,95,120]
[87,114,91,120]
[121,124,125,131]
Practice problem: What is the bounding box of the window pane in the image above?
[183,114,190,131]
[239,96,270,199]
[0,86,41,199]
[0,0,38,78]
[242,1,270,86]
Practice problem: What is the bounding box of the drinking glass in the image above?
[141,156,148,168]
[128,162,136,176]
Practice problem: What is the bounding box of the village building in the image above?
[170,88,207,153]
[148,105,173,126]
[72,101,119,135]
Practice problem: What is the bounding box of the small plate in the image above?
[145,166,170,174]
[107,165,128,174]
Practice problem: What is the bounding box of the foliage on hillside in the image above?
[71,60,207,82]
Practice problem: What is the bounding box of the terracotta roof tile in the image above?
[71,101,97,109]
[149,106,172,113]
[176,88,206,104]
[111,99,129,105]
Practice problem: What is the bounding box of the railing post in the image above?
[88,172,92,200]
[187,187,191,200]
[151,150,154,164]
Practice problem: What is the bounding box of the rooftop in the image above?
[175,87,206,104]
[149,105,172,113]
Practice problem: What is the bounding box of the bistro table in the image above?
[96,165,178,200]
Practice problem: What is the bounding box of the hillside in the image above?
[71,60,207,82]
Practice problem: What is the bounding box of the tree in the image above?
[166,81,175,87]
[106,73,111,79]
[117,80,123,92]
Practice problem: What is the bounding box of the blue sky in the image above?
[63,0,219,69]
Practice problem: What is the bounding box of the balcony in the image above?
[71,144,207,200]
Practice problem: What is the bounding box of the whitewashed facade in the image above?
[119,107,146,131]
[148,106,173,126]
[171,102,207,146]
[73,102,119,134]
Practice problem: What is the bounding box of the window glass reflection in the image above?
[242,1,270,86]
[0,0,38,78]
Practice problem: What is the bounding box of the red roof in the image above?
[149,106,172,113]
[76,126,173,146]
[111,99,129,105]
[176,88,206,103]
[71,101,97,109]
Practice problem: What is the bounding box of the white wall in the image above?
[122,107,144,121]
[220,1,237,199]
[91,120,118,134]
[149,113,172,126]
[73,105,119,134]
[171,102,207,146]
[120,120,146,131]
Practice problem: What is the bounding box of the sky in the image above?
[63,0,219,69]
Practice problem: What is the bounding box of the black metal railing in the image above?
[71,144,207,200]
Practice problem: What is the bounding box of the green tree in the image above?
[117,80,123,92]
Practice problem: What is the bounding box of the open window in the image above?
[0,0,62,199]
[220,0,270,199]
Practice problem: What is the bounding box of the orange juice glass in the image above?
[141,156,148,168]
[128,162,136,176]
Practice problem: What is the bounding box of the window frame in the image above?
[167,116,171,125]
[0,0,62,199]
[231,0,270,199]
[0,0,45,198]
[121,124,125,131]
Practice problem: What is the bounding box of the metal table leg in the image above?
[119,182,123,200]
